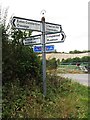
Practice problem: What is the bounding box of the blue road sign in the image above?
[33,45,54,53]
[33,46,42,52]
[45,45,54,52]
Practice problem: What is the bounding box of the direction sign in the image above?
[33,45,55,52]
[45,45,54,52]
[12,16,62,33]
[12,16,41,31]
[45,22,62,33]
[33,46,42,52]
[23,31,66,45]
[23,35,41,45]
[46,31,66,44]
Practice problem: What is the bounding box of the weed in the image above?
[2,74,89,119]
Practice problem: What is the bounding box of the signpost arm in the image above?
[41,17,46,96]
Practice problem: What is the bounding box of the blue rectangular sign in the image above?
[46,45,54,52]
[33,45,54,53]
[33,46,42,52]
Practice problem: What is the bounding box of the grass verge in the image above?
[2,74,89,119]
[57,65,84,74]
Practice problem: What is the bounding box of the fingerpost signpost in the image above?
[11,13,66,96]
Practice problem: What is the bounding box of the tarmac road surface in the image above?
[59,74,90,86]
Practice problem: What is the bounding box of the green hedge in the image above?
[61,56,90,65]
[46,58,58,69]
[2,43,42,86]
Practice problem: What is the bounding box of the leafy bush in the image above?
[61,56,90,65]
[46,58,58,69]
[2,43,42,86]
[2,25,42,86]
[2,74,88,118]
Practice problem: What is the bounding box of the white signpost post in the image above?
[11,16,66,96]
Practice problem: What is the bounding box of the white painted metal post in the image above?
[41,17,46,96]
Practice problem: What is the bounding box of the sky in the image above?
[0,0,89,52]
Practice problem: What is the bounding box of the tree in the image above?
[1,7,42,86]
[2,28,42,86]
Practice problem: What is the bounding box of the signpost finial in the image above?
[41,9,46,17]
[41,10,46,22]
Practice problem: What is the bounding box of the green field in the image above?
[59,64,79,69]
[57,65,84,74]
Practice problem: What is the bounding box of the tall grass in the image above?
[2,74,89,119]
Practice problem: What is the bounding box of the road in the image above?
[59,74,90,86]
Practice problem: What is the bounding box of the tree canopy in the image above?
[1,8,42,86]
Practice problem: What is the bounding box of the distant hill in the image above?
[43,52,90,61]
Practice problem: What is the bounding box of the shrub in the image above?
[46,58,58,69]
[61,56,90,65]
[2,43,42,86]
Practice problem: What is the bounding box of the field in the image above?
[57,64,84,74]
[39,52,90,73]
[45,52,89,60]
